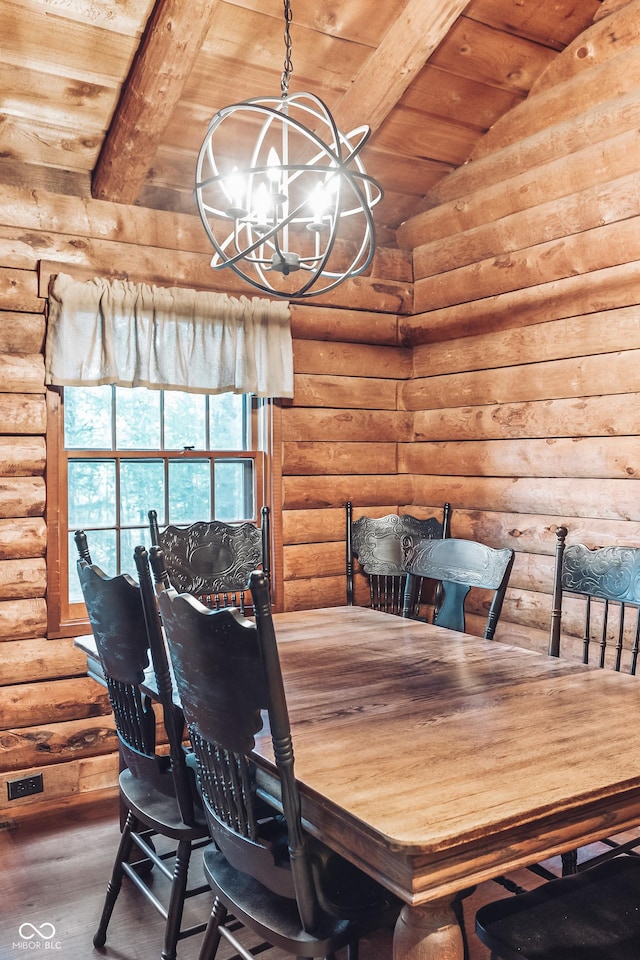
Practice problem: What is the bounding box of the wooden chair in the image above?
[549,524,640,875]
[346,501,451,616]
[401,536,514,640]
[148,505,270,613]
[74,532,210,960]
[150,553,400,960]
[475,855,640,960]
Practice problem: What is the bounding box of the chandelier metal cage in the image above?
[195,1,383,300]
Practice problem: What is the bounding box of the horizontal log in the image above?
[401,350,640,410]
[492,618,551,655]
[0,558,46,599]
[77,752,120,797]
[284,441,398,477]
[595,0,635,19]
[6,186,407,283]
[402,260,640,345]
[531,0,640,95]
[0,267,40,312]
[0,311,45,354]
[0,753,119,818]
[293,339,411,379]
[477,40,640,160]
[0,716,118,773]
[293,374,398,410]
[0,677,110,729]
[283,541,344,583]
[0,437,45,476]
[282,408,412,442]
[413,394,640,442]
[0,478,46,518]
[283,508,348,545]
[0,638,86,685]
[283,475,414,511]
[0,597,47,641]
[0,225,411,314]
[283,573,345,612]
[0,517,46,557]
[400,436,640,480]
[448,509,640,555]
[414,171,640,281]
[0,394,46,434]
[412,306,640,377]
[412,475,640,523]
[290,306,400,345]
[424,83,640,209]
[414,214,640,312]
[400,126,640,249]
[0,354,45,394]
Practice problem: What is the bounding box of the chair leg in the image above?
[346,942,359,960]
[451,892,470,960]
[162,839,192,960]
[561,849,578,876]
[94,810,136,948]
[197,897,227,960]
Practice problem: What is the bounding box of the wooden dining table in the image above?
[77,604,640,960]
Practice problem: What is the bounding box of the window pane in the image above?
[115,386,160,449]
[168,459,211,523]
[215,459,254,521]
[210,394,246,449]
[120,527,150,574]
[164,392,206,449]
[68,461,116,527]
[120,460,164,525]
[68,529,117,603]
[64,385,113,449]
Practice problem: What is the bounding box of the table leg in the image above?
[393,899,464,960]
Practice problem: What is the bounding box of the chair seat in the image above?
[120,769,209,842]
[475,856,640,960]
[202,844,398,955]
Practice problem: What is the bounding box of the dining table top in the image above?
[76,603,640,960]
[249,605,640,906]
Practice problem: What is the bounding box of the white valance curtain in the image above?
[44,272,294,398]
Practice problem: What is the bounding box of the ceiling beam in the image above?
[92,0,220,205]
[334,0,471,135]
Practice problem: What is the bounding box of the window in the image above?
[47,385,268,635]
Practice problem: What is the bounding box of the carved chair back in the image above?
[74,531,196,821]
[401,536,514,640]
[346,502,451,616]
[148,505,270,613]
[152,555,398,942]
[549,525,640,671]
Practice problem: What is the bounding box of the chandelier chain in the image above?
[281,0,293,97]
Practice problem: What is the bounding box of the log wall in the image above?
[2,0,640,816]
[397,0,640,651]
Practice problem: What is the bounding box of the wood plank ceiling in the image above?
[1,0,602,248]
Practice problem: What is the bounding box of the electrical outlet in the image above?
[7,773,43,801]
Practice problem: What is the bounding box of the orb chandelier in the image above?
[195,0,383,299]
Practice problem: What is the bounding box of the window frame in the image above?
[46,386,275,638]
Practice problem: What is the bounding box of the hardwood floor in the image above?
[1,795,633,960]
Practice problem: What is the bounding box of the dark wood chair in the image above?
[346,501,451,616]
[401,536,514,640]
[549,524,640,876]
[150,553,400,960]
[148,505,270,614]
[74,532,210,960]
[475,855,640,960]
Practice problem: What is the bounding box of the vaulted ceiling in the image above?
[2,0,602,248]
